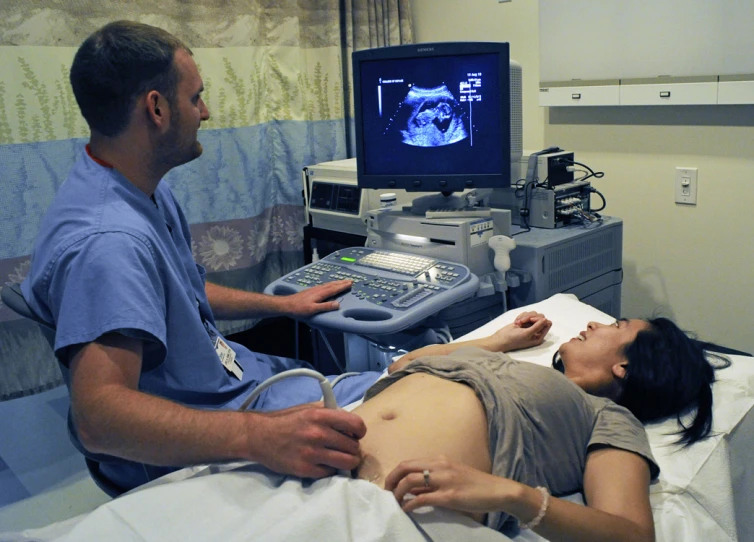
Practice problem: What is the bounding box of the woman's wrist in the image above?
[478,335,512,353]
[503,483,551,531]
[518,487,550,530]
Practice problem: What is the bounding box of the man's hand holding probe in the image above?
[236,278,365,479]
[252,403,367,478]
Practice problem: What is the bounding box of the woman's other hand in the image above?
[384,455,512,514]
[491,311,552,352]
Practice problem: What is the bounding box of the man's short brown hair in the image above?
[70,20,191,137]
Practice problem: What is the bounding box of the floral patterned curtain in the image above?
[0,0,413,400]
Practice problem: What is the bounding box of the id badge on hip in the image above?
[204,318,244,381]
[214,335,244,380]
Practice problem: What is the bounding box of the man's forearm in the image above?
[73,384,262,466]
[205,281,289,320]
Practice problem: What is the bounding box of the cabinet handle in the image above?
[659,91,671,98]
[571,93,581,99]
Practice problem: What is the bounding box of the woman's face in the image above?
[557,319,650,396]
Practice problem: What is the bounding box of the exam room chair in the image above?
[1,282,127,498]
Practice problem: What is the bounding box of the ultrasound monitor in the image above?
[352,42,513,198]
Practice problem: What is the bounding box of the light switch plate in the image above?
[675,167,698,205]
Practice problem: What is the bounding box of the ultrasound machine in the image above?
[266,41,523,371]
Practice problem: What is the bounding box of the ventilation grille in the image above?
[546,229,619,294]
[578,284,622,319]
[593,298,615,315]
[509,60,523,160]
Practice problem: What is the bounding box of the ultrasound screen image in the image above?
[399,84,468,147]
[358,52,503,177]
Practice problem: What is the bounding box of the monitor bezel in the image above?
[352,41,511,193]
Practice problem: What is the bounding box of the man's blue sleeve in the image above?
[48,232,167,366]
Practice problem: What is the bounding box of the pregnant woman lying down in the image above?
[351,312,727,542]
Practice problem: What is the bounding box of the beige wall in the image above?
[411,0,754,353]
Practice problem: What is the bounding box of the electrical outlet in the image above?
[675,167,698,205]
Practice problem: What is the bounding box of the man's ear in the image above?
[612,362,628,379]
[146,90,168,127]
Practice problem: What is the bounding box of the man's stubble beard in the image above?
[154,104,202,172]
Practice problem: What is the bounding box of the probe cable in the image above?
[238,368,338,411]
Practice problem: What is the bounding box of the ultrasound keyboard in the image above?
[264,247,479,335]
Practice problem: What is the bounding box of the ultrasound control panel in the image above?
[264,247,479,335]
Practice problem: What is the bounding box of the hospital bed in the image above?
[2,293,752,542]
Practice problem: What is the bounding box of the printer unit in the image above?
[303,158,414,236]
[365,208,499,277]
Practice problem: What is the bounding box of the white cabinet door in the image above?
[718,79,754,105]
[619,82,718,106]
[539,85,620,107]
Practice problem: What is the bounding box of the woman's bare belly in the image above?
[352,372,492,488]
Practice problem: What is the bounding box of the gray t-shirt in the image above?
[364,346,659,531]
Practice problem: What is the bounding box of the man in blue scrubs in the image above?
[22,20,380,491]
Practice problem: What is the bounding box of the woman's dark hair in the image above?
[69,20,190,137]
[617,317,730,446]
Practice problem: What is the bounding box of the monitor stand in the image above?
[407,192,475,216]
[407,190,492,217]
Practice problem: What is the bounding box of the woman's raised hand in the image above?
[491,311,552,352]
[388,311,553,374]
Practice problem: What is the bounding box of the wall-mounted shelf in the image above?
[540,75,754,107]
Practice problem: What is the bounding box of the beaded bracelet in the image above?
[519,486,550,530]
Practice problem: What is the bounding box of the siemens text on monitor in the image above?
[352,42,514,195]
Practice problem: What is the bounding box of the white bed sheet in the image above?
[2,294,752,542]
